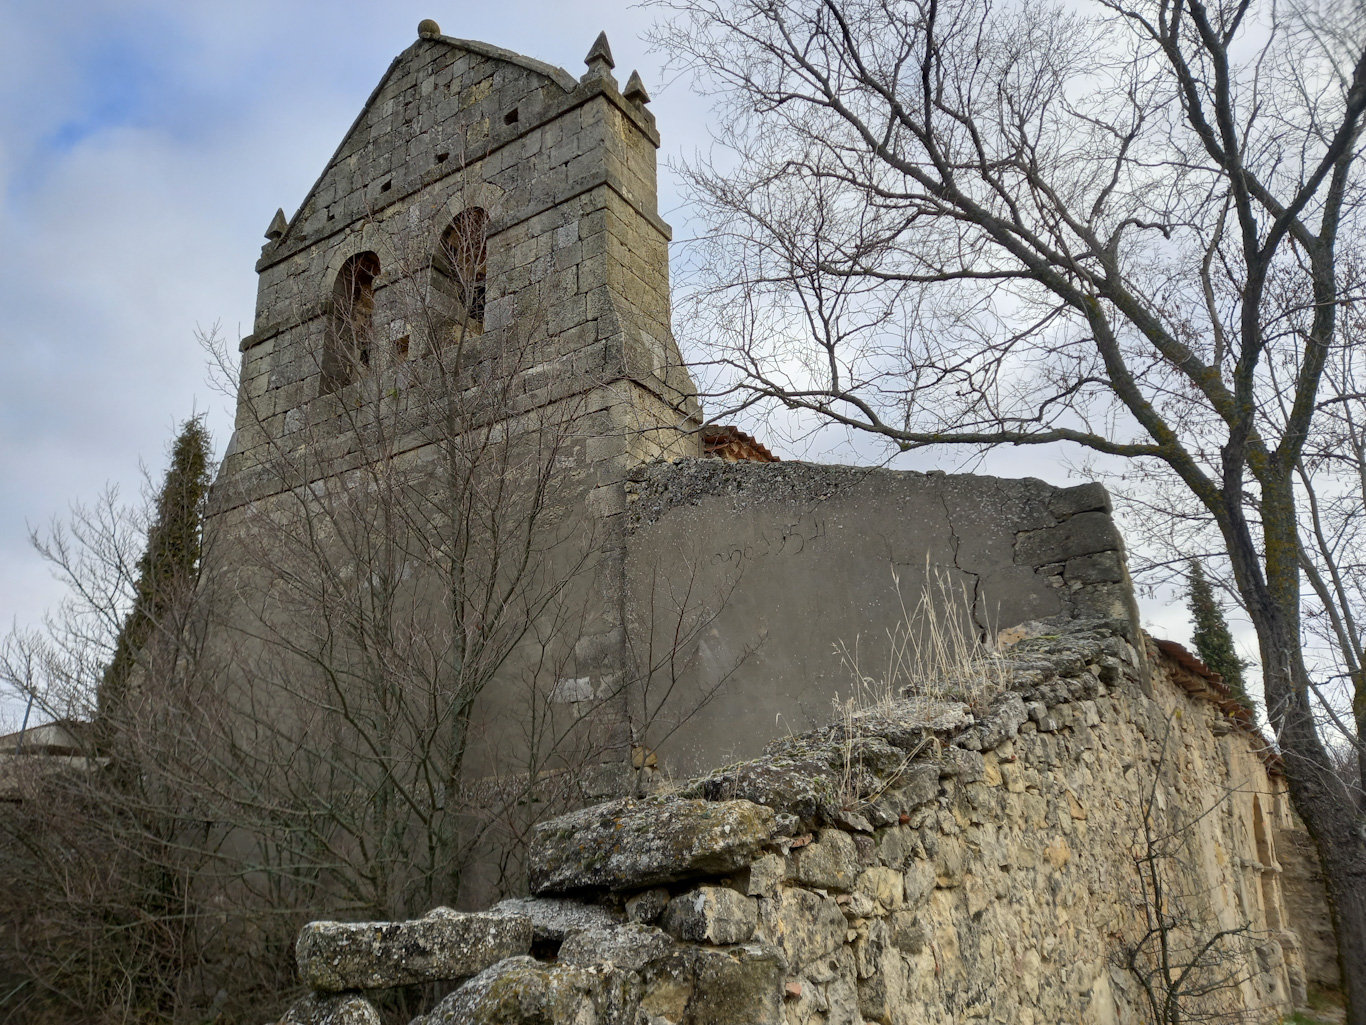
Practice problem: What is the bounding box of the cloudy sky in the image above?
[0,0,1214,723]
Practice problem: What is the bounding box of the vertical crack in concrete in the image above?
[939,493,989,645]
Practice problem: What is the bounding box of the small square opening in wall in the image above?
[435,152,450,163]
[504,108,519,125]
[380,180,392,193]
[393,335,410,361]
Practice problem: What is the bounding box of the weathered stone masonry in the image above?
[622,460,1145,775]
[200,28,1338,1020]
[209,23,1155,786]
[270,620,1338,1025]
[209,25,708,782]
[219,26,700,508]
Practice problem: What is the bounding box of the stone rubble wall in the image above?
[1274,824,1343,990]
[271,619,1330,1025]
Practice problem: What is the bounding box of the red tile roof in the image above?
[1149,637,1281,776]
[701,425,779,463]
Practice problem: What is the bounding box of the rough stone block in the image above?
[639,943,786,1025]
[662,886,758,945]
[899,763,942,808]
[488,896,619,942]
[295,907,531,991]
[770,886,847,971]
[625,887,670,924]
[559,923,673,971]
[1015,511,1122,567]
[856,866,904,910]
[938,748,985,782]
[889,910,928,954]
[693,758,841,826]
[746,853,786,898]
[277,992,381,1025]
[529,798,777,893]
[978,693,1030,749]
[420,956,640,1025]
[792,829,859,891]
[934,835,966,887]
[1027,700,1060,732]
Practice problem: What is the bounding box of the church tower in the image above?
[206,26,706,835]
[216,23,701,512]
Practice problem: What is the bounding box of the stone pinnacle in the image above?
[624,70,651,105]
[264,208,288,242]
[585,31,615,70]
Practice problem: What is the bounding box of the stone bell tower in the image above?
[207,25,705,803]
[215,23,701,514]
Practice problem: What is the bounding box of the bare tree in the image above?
[196,211,611,925]
[0,448,229,1022]
[1292,258,1366,782]
[650,0,1366,1012]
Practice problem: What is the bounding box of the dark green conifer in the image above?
[98,417,212,729]
[1186,558,1253,709]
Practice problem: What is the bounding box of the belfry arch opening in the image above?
[435,207,488,334]
[322,251,381,392]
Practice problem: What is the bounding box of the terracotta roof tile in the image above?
[701,425,779,463]
[1149,636,1281,776]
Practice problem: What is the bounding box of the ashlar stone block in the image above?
[1015,511,1122,567]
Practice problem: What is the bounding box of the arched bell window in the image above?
[322,251,381,392]
[436,208,489,332]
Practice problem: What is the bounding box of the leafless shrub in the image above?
[1118,711,1258,1025]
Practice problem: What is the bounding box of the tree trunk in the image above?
[1293,776,1366,1024]
[1233,489,1366,1024]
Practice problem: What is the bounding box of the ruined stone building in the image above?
[205,23,1340,1024]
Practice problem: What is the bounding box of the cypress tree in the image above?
[1186,559,1253,709]
[98,417,213,728]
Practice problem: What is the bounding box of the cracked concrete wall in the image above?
[621,460,1142,776]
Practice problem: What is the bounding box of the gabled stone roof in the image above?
[432,34,578,92]
[263,29,578,256]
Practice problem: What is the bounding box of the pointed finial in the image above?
[623,70,651,105]
[418,19,441,39]
[585,31,615,71]
[264,208,288,242]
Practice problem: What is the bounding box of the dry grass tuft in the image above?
[834,560,1011,716]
